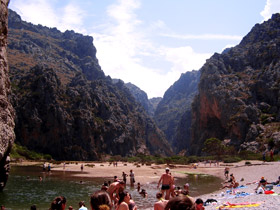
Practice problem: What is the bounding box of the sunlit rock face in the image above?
[7,9,173,160]
[191,14,280,155]
[0,0,15,191]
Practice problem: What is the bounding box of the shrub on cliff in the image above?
[202,138,225,158]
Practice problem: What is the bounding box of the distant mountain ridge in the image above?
[8,9,172,160]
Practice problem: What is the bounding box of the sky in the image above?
[8,0,280,98]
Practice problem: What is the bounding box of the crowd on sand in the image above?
[2,156,280,210]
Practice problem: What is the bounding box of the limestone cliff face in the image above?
[0,0,15,191]
[124,82,155,116]
[154,70,200,152]
[8,10,172,160]
[191,14,280,155]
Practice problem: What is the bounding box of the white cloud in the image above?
[93,0,214,98]
[261,0,280,20]
[9,0,86,33]
[159,46,211,75]
[10,0,58,28]
[60,3,87,33]
[9,0,216,98]
[160,33,243,41]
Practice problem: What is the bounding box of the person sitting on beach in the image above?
[116,191,130,210]
[49,196,67,210]
[164,195,194,210]
[222,174,239,189]
[90,190,112,210]
[157,168,172,200]
[107,181,125,202]
[154,192,168,210]
[79,201,88,210]
[269,176,280,185]
[194,198,204,210]
[128,194,137,210]
[255,176,267,192]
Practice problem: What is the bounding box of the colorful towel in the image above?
[217,202,261,209]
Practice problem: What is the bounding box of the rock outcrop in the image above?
[154,70,200,152]
[0,0,15,191]
[191,14,280,155]
[8,10,172,160]
[124,82,155,116]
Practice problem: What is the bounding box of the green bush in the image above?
[10,143,52,160]
[223,156,242,163]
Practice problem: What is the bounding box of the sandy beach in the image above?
[13,160,280,209]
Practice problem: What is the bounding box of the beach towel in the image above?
[264,190,274,194]
[235,185,247,189]
[234,192,250,198]
[217,202,261,209]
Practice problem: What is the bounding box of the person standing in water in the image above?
[157,168,172,200]
[129,170,135,186]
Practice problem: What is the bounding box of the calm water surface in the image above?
[0,165,222,210]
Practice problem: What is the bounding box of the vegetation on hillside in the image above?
[10,143,52,161]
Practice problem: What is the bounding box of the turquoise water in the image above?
[0,165,222,210]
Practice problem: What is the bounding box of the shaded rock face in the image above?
[124,82,155,116]
[8,10,172,160]
[191,14,280,155]
[149,97,162,112]
[0,0,15,191]
[154,70,200,152]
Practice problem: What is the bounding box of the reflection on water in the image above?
[0,165,222,210]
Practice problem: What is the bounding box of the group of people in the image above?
[120,170,135,186]
[45,167,205,210]
[47,191,112,210]
[254,175,280,194]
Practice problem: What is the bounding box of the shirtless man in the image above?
[154,192,168,210]
[107,180,125,202]
[157,168,172,199]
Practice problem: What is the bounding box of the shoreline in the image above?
[11,160,225,184]
[11,160,280,209]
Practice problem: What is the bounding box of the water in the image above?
[0,165,222,210]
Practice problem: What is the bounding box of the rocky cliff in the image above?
[0,0,15,191]
[124,82,155,116]
[191,14,280,155]
[149,97,162,113]
[8,10,172,160]
[154,70,200,152]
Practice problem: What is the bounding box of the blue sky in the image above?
[9,0,280,98]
